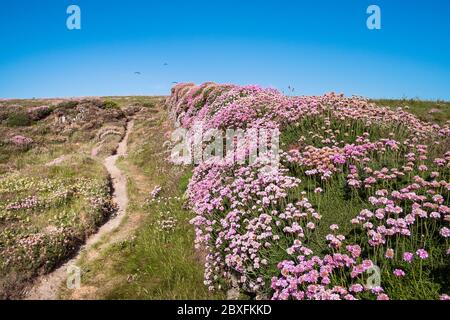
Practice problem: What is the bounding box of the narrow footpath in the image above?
[23,121,134,300]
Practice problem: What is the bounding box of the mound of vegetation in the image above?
[0,159,116,298]
[166,83,450,300]
[6,112,32,127]
[0,98,128,298]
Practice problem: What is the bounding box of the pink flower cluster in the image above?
[271,252,387,300]
[352,174,450,247]
[5,196,39,211]
[166,83,450,300]
[9,135,33,146]
[286,135,401,181]
[151,185,162,198]
[168,83,449,139]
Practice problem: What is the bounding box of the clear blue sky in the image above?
[0,0,449,99]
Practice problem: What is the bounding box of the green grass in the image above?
[60,100,222,299]
[100,194,217,299]
[102,96,166,109]
[371,98,450,125]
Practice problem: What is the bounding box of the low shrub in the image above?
[101,100,119,110]
[56,100,78,110]
[27,106,52,121]
[6,112,31,127]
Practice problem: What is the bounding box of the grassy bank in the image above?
[60,100,222,299]
[0,98,126,298]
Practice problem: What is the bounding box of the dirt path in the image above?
[23,121,134,300]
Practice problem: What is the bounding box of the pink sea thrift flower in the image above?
[330,224,339,231]
[385,248,394,259]
[168,83,450,299]
[346,245,361,258]
[306,222,316,230]
[377,293,390,300]
[9,135,33,146]
[403,252,414,263]
[393,269,406,277]
[349,284,364,293]
[416,249,429,260]
[418,165,428,172]
[440,227,450,238]
[371,286,384,294]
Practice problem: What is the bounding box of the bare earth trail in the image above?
[24,120,134,300]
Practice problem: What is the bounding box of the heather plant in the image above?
[27,106,52,121]
[166,83,450,300]
[9,135,33,147]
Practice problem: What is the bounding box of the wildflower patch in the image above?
[166,82,450,300]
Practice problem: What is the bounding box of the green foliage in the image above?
[142,102,156,109]
[56,100,78,110]
[179,170,193,193]
[103,196,218,299]
[372,98,450,125]
[101,100,119,110]
[0,159,115,298]
[6,112,31,127]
